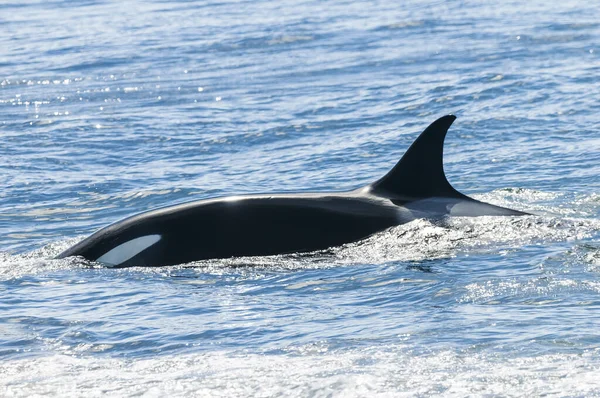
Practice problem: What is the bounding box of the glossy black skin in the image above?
[56,115,528,267]
[57,189,404,267]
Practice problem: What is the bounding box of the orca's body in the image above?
[57,115,527,267]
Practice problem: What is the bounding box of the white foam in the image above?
[3,348,600,397]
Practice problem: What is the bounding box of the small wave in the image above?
[335,215,600,265]
[2,347,600,397]
[0,237,88,281]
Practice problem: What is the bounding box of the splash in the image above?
[2,347,600,397]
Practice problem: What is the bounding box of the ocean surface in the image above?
[2,0,600,396]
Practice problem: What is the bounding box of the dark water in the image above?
[2,0,600,396]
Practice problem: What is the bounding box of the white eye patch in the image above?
[96,234,161,266]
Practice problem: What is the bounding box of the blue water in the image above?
[2,0,600,395]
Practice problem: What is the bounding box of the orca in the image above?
[56,115,527,267]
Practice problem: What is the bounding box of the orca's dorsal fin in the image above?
[370,115,466,199]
